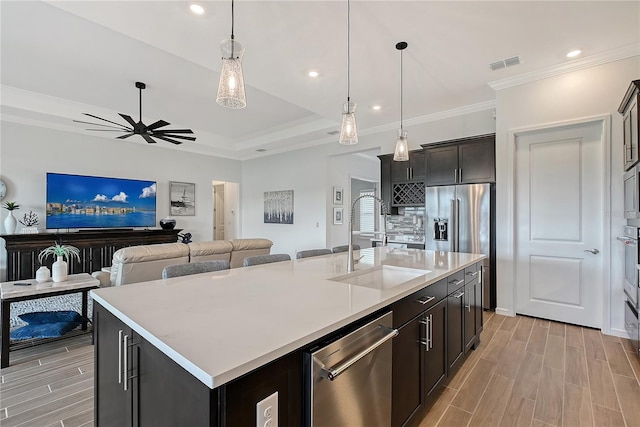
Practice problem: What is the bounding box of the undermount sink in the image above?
[329,265,430,290]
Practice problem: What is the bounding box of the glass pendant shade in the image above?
[339,101,358,145]
[216,39,246,109]
[393,128,409,161]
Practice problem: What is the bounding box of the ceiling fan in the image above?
[74,81,196,145]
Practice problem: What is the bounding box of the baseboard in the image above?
[495,307,513,317]
[608,327,629,339]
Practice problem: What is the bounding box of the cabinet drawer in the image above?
[446,269,465,294]
[464,263,480,284]
[392,278,448,328]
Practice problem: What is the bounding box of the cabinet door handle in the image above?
[449,278,464,287]
[416,295,436,305]
[454,168,458,183]
[453,291,465,299]
[465,304,471,312]
[466,271,478,278]
[428,314,433,349]
[459,168,462,182]
[118,330,123,384]
[123,334,129,392]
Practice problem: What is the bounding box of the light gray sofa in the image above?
[92,238,273,287]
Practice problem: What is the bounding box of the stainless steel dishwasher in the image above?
[305,311,397,427]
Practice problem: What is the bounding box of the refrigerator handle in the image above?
[453,198,460,252]
[450,198,457,252]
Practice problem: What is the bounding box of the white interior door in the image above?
[214,184,225,240]
[515,121,604,328]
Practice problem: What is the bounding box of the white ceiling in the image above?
[1,1,638,160]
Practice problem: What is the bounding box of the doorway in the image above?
[514,120,606,328]
[212,181,240,240]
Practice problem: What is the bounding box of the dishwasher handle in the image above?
[320,326,398,381]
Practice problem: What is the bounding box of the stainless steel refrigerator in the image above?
[426,184,495,309]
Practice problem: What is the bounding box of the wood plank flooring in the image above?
[1,312,639,427]
[419,312,640,427]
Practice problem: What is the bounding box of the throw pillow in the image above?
[19,310,87,325]
[10,321,80,340]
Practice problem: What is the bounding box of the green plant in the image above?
[38,242,80,264]
[2,201,20,211]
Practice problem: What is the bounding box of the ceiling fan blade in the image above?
[119,113,137,128]
[74,119,131,131]
[116,133,135,139]
[86,129,130,132]
[82,113,130,129]
[153,128,194,134]
[155,133,196,141]
[142,134,157,144]
[147,120,170,131]
[152,134,183,145]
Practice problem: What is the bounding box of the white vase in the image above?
[36,266,51,283]
[4,211,17,234]
[52,256,68,283]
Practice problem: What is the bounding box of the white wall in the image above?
[242,109,495,257]
[0,121,242,280]
[494,55,640,335]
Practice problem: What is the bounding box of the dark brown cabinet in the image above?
[1,229,181,281]
[423,134,495,186]
[379,150,427,210]
[422,298,447,400]
[447,277,465,372]
[619,80,640,171]
[463,264,483,352]
[391,150,426,182]
[391,263,482,427]
[94,303,217,427]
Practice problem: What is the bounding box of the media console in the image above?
[0,229,182,281]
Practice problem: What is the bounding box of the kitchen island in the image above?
[91,247,485,426]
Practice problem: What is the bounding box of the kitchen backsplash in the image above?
[387,207,425,235]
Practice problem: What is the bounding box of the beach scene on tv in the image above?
[46,173,157,229]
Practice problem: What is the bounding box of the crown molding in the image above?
[488,44,640,91]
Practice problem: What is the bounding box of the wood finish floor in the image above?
[419,312,640,427]
[1,312,639,427]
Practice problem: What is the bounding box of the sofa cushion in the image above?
[188,241,233,263]
[230,238,273,251]
[113,243,190,263]
[229,239,273,268]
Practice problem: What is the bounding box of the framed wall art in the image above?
[264,190,294,224]
[333,207,343,225]
[170,181,195,216]
[333,186,343,205]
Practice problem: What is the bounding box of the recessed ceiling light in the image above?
[372,105,382,111]
[189,3,205,15]
[308,71,319,78]
[566,49,582,58]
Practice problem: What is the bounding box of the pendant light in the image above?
[216,0,246,109]
[393,41,409,161]
[339,0,358,145]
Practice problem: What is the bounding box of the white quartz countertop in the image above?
[91,247,484,389]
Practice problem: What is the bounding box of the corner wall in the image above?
[0,121,242,281]
[494,55,640,335]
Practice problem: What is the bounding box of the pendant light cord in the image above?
[347,0,351,103]
[230,0,235,57]
[400,48,403,131]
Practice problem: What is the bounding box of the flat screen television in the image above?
[46,173,157,229]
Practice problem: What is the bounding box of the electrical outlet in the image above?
[256,391,278,427]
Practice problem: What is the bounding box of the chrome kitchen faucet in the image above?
[347,194,389,272]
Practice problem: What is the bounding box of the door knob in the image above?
[584,249,600,255]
